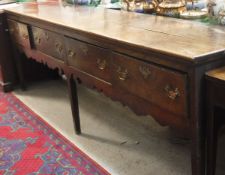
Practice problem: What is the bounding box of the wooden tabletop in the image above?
[4,2,225,61]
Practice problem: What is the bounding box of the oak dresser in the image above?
[3,2,225,175]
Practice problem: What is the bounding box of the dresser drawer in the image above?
[7,19,30,48]
[65,38,111,83]
[32,27,65,62]
[112,53,187,116]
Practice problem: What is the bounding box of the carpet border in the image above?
[8,92,111,175]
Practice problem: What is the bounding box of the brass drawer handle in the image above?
[97,59,106,70]
[44,32,49,40]
[117,66,128,81]
[55,42,60,48]
[68,49,76,57]
[81,46,88,55]
[35,36,41,44]
[22,34,29,40]
[164,85,180,100]
[55,42,63,54]
[58,46,63,53]
[139,65,151,79]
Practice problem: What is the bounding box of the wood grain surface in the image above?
[5,2,225,60]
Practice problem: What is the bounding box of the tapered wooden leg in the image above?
[67,76,81,134]
[189,93,206,175]
[189,68,206,175]
[12,48,26,90]
[191,124,205,175]
[206,83,218,175]
[206,107,218,175]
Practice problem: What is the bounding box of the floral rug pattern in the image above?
[0,92,109,175]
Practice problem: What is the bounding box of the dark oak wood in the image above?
[8,19,30,48]
[5,4,225,62]
[32,26,66,62]
[111,52,188,116]
[206,67,225,175]
[12,47,26,90]
[65,37,112,82]
[3,3,225,175]
[0,12,17,92]
[67,75,81,134]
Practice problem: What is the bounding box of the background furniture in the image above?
[206,67,225,175]
[4,3,225,175]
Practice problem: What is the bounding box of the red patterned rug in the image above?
[0,91,110,175]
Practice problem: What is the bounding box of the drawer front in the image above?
[112,53,187,116]
[7,19,30,48]
[66,38,111,82]
[32,27,65,61]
